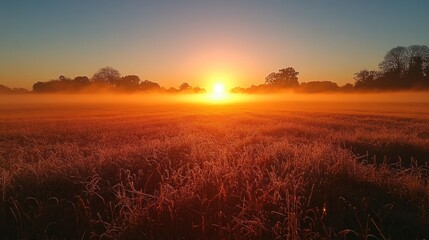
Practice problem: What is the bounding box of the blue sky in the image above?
[1,0,428,89]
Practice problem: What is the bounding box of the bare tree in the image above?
[408,45,429,81]
[92,67,121,85]
[408,45,429,62]
[379,46,408,74]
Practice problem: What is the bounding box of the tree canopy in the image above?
[265,67,299,88]
[355,45,429,90]
[92,67,121,85]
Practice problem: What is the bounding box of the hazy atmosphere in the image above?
[1,1,429,239]
[1,0,428,89]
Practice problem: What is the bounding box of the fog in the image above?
[1,91,429,106]
[248,91,429,103]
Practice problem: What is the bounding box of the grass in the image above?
[0,99,428,239]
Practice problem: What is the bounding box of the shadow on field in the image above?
[344,140,429,168]
[318,173,429,240]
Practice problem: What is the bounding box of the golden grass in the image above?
[0,99,428,239]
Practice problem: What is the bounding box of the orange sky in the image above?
[1,1,428,89]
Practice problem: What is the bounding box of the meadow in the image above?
[0,94,428,239]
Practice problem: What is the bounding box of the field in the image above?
[1,94,429,239]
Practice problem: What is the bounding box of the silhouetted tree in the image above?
[408,45,429,64]
[92,67,121,85]
[140,80,160,91]
[379,46,408,74]
[179,83,192,91]
[356,45,429,90]
[33,82,46,92]
[378,46,409,88]
[32,75,91,93]
[74,76,90,84]
[407,45,429,86]
[354,70,378,89]
[0,85,28,94]
[192,86,206,93]
[32,69,164,93]
[70,76,91,91]
[58,75,71,81]
[265,67,299,88]
[247,84,274,93]
[167,87,178,93]
[378,45,429,87]
[300,81,339,93]
[231,87,246,93]
[0,84,12,94]
[406,56,425,85]
[117,75,141,91]
[341,83,354,92]
[13,88,29,94]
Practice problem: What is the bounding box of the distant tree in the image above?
[0,85,28,94]
[406,56,425,85]
[231,87,246,93]
[92,67,121,85]
[406,45,429,86]
[248,84,272,93]
[70,76,91,91]
[33,82,47,92]
[341,83,354,92]
[58,75,72,81]
[192,86,206,93]
[0,84,12,94]
[265,67,299,88]
[117,75,141,91]
[140,80,160,91]
[354,70,378,88]
[12,88,29,94]
[74,76,90,84]
[179,82,192,91]
[167,87,178,93]
[379,46,408,75]
[33,75,91,93]
[300,81,339,93]
[365,45,429,89]
[407,45,429,64]
[265,73,277,85]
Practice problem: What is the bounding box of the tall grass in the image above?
[0,102,428,239]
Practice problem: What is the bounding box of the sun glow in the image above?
[211,83,227,100]
[182,72,249,104]
[202,72,233,102]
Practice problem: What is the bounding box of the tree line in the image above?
[233,45,429,93]
[0,44,428,94]
[232,67,354,93]
[30,67,206,94]
[354,45,429,90]
[0,85,29,94]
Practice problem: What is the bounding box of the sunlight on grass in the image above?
[1,101,429,239]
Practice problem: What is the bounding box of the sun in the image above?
[188,72,241,103]
[212,83,226,98]
[207,82,231,102]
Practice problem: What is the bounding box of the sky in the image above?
[1,0,428,89]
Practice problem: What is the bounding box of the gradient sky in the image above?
[1,0,428,89]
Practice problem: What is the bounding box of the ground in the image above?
[0,96,428,239]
